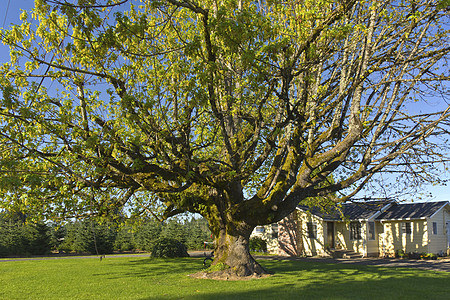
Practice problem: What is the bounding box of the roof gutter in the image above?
[377,217,427,222]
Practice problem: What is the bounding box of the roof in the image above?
[376,201,450,220]
[297,200,393,221]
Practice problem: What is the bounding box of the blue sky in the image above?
[1,0,448,202]
[1,0,31,28]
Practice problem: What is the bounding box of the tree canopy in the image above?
[1,0,449,276]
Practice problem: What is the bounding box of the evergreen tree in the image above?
[161,220,187,244]
[114,225,136,252]
[25,222,51,255]
[60,220,116,254]
[49,223,66,252]
[134,220,162,252]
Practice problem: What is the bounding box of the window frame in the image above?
[271,223,279,239]
[432,222,438,235]
[307,222,317,239]
[350,222,362,240]
[368,221,375,240]
[402,222,412,235]
[255,226,265,234]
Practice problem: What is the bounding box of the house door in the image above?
[327,222,335,248]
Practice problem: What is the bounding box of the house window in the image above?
[368,222,375,240]
[432,222,438,235]
[350,222,362,240]
[255,226,265,234]
[307,222,317,239]
[271,223,278,239]
[402,222,412,234]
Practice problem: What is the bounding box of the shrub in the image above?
[407,252,421,260]
[395,249,405,258]
[249,237,267,252]
[151,237,189,258]
[420,253,437,260]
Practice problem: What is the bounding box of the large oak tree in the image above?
[1,0,449,276]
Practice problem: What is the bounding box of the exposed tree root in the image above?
[188,268,272,281]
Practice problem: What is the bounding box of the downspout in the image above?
[362,220,367,258]
[380,220,385,257]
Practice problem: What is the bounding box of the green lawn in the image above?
[0,256,448,299]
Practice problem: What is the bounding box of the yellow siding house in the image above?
[272,200,450,258]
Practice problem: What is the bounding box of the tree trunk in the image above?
[211,226,267,277]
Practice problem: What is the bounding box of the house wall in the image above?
[379,220,428,256]
[277,211,302,256]
[447,208,450,251]
[335,221,366,255]
[283,203,450,258]
[250,224,279,254]
[427,206,450,254]
[297,212,327,256]
[377,222,387,257]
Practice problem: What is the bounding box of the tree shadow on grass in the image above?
[233,260,448,300]
[91,257,449,300]
[92,257,202,279]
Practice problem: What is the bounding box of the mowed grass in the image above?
[0,256,449,300]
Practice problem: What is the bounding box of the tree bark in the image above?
[210,223,267,277]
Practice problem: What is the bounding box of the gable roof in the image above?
[376,201,450,221]
[297,200,393,221]
[297,200,450,222]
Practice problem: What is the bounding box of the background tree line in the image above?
[0,213,212,257]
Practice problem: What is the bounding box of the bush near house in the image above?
[395,249,440,260]
[249,237,267,252]
[420,253,438,260]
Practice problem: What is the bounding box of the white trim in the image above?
[295,207,326,221]
[297,201,450,223]
[429,202,450,219]
[295,203,394,222]
[369,202,395,221]
[377,217,427,222]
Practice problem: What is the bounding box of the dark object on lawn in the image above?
[151,237,189,258]
[203,251,214,268]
